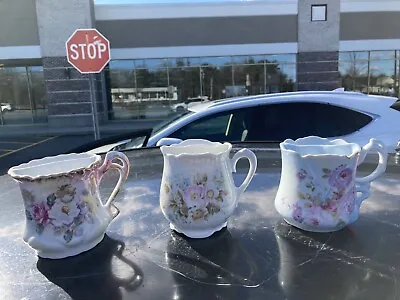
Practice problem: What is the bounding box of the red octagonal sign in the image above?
[66,29,110,74]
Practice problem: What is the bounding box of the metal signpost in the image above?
[66,29,111,140]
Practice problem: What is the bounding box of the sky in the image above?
[95,0,258,4]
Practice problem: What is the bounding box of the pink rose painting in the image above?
[291,164,357,228]
[320,201,338,213]
[32,203,50,225]
[166,172,227,222]
[184,185,206,208]
[328,165,353,189]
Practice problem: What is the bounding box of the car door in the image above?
[167,107,255,142]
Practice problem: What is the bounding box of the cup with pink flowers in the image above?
[159,139,257,238]
[274,136,388,232]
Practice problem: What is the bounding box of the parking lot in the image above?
[0,136,58,159]
[0,135,97,175]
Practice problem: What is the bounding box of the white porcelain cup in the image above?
[275,136,388,232]
[159,139,257,238]
[8,151,130,259]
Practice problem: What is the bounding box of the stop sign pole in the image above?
[66,29,111,140]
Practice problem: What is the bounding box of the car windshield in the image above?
[150,111,194,137]
[109,111,194,150]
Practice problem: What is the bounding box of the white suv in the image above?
[88,90,400,154]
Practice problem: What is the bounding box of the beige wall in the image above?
[0,0,39,47]
[340,12,400,40]
[96,15,298,49]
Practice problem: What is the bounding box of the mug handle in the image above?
[98,151,130,216]
[231,148,257,197]
[355,139,388,204]
[355,182,371,206]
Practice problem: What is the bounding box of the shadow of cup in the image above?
[274,220,393,300]
[164,229,257,300]
[37,234,143,300]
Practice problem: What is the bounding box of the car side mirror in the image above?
[156,138,183,147]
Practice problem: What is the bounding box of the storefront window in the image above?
[135,59,171,120]
[232,59,265,96]
[108,54,297,121]
[29,66,47,123]
[339,50,398,97]
[339,52,369,93]
[0,66,46,125]
[108,60,135,120]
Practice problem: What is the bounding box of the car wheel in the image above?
[176,106,185,113]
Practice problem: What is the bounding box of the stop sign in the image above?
[66,29,110,74]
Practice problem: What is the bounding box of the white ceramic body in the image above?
[8,151,130,259]
[160,139,257,238]
[275,136,388,232]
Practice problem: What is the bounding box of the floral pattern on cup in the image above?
[163,172,228,222]
[290,165,356,228]
[23,184,96,243]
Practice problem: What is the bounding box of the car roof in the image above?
[188,90,397,115]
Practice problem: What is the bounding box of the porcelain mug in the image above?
[274,136,388,232]
[8,151,130,259]
[159,139,257,238]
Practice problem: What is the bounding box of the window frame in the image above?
[311,4,328,22]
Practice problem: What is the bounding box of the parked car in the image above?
[170,96,210,112]
[84,90,400,154]
[0,103,12,112]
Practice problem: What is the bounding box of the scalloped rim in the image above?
[280,136,361,159]
[8,153,102,181]
[160,139,232,158]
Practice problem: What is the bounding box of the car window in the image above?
[246,103,318,141]
[247,102,373,142]
[168,108,252,142]
[314,103,373,137]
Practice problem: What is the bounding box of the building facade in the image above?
[0,0,399,133]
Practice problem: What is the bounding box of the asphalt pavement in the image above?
[0,134,102,175]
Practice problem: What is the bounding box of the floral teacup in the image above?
[159,139,257,238]
[275,136,388,232]
[8,151,130,259]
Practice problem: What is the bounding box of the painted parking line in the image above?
[0,136,55,143]
[0,149,13,152]
[0,141,32,145]
[0,136,58,159]
[0,142,33,151]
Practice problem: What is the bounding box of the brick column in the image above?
[297,0,341,91]
[36,0,107,128]
[297,51,339,91]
